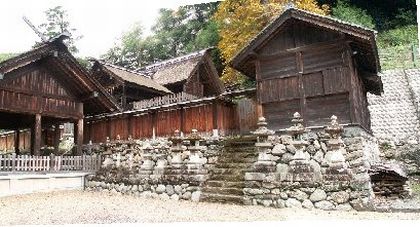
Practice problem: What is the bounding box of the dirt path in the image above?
[1,190,420,225]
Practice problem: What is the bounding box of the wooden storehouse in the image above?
[91,61,172,109]
[143,48,225,97]
[0,35,120,155]
[232,8,383,131]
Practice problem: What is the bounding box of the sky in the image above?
[0,0,219,58]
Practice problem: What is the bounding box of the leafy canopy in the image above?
[103,2,220,70]
[37,6,82,53]
[214,0,329,88]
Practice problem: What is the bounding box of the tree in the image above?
[214,0,329,87]
[37,6,82,53]
[103,2,220,69]
[331,0,375,30]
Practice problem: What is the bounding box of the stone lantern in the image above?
[168,130,186,172]
[287,112,314,182]
[185,129,205,171]
[251,117,276,171]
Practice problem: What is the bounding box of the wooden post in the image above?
[152,111,157,140]
[14,129,20,155]
[296,51,306,124]
[75,118,84,155]
[127,114,132,139]
[255,59,264,119]
[54,123,61,154]
[212,100,219,135]
[180,106,185,134]
[33,114,42,156]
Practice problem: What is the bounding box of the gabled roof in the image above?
[231,7,382,93]
[92,61,172,94]
[0,36,121,115]
[141,48,225,94]
[142,49,209,85]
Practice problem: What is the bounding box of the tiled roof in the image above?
[100,62,172,94]
[142,49,209,85]
[367,69,420,141]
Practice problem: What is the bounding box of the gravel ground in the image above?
[1,190,420,225]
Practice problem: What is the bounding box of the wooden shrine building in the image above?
[91,61,172,109]
[232,8,383,131]
[0,35,120,155]
[143,48,225,97]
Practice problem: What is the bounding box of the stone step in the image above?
[205,180,246,188]
[209,174,245,181]
[216,157,256,164]
[210,168,249,175]
[201,186,244,196]
[214,163,254,169]
[200,192,244,204]
[218,152,257,159]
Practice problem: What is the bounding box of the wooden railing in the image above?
[132,92,199,110]
[0,154,102,172]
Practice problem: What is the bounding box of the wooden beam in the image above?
[180,106,185,134]
[75,118,83,155]
[33,114,42,155]
[255,59,264,119]
[54,123,61,154]
[14,129,20,155]
[296,51,306,125]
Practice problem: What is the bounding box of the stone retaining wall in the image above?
[243,114,378,211]
[85,130,221,202]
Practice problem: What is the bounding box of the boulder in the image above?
[331,191,350,204]
[156,184,166,194]
[336,203,353,211]
[302,199,314,209]
[174,185,183,194]
[166,185,175,196]
[159,193,170,201]
[170,194,180,201]
[191,191,201,202]
[285,198,302,208]
[272,144,287,155]
[289,190,308,201]
[276,199,286,208]
[309,189,327,202]
[314,200,335,210]
[182,191,192,200]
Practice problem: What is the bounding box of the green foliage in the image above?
[0,53,18,63]
[331,0,375,29]
[377,25,419,48]
[37,6,82,53]
[103,2,220,69]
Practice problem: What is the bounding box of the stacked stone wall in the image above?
[85,130,222,202]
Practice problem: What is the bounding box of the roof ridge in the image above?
[142,48,212,72]
[99,60,151,79]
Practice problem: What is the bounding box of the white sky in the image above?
[0,0,219,58]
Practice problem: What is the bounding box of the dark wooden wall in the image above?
[255,20,370,130]
[0,129,62,153]
[0,63,83,119]
[84,100,239,143]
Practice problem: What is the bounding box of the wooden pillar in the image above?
[127,114,132,139]
[14,129,20,155]
[296,51,306,124]
[33,114,42,156]
[212,100,219,133]
[152,111,157,139]
[180,106,185,134]
[255,59,264,119]
[74,118,83,155]
[54,123,61,154]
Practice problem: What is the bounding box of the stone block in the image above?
[314,200,335,210]
[310,189,327,202]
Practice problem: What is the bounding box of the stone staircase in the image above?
[200,136,258,204]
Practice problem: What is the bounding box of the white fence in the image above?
[0,154,102,172]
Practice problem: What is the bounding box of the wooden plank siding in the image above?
[253,20,371,130]
[84,100,240,143]
[0,65,83,119]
